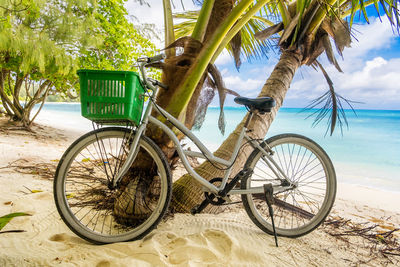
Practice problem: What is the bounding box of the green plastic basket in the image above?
[78,69,144,125]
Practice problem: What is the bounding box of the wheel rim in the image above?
[56,130,168,242]
[246,137,333,235]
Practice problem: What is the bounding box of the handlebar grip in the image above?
[148,54,165,63]
[147,78,169,90]
[157,81,169,90]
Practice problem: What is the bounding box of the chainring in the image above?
[204,178,226,205]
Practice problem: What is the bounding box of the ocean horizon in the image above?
[34,103,400,192]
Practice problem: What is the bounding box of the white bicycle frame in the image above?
[113,61,293,196]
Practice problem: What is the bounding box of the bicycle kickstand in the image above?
[264,183,278,247]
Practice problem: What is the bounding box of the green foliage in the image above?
[0,0,100,87]
[0,0,101,126]
[79,0,156,73]
[174,10,274,65]
[0,212,30,231]
[0,0,157,125]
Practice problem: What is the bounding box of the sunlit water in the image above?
[34,103,400,192]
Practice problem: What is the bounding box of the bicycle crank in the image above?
[190,169,253,215]
[190,178,225,215]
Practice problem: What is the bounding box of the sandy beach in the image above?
[0,116,399,266]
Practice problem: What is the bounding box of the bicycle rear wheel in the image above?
[54,127,171,244]
[241,134,336,237]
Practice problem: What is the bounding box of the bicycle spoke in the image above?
[54,128,171,243]
[243,135,336,238]
[298,176,326,187]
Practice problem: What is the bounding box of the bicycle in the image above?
[54,54,336,245]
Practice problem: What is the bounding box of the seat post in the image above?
[244,110,254,128]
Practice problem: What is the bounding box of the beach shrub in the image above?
[0,0,155,127]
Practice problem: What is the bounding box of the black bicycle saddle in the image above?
[234,96,276,113]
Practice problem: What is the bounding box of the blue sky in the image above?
[126,1,400,110]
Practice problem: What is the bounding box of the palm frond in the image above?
[255,22,284,40]
[291,0,313,46]
[174,11,198,38]
[279,12,301,46]
[230,32,242,69]
[330,18,352,57]
[321,33,343,72]
[173,10,276,66]
[341,0,400,33]
[230,16,276,63]
[302,61,360,136]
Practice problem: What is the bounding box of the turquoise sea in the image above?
[35,103,400,192]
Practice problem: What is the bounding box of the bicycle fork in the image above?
[112,124,146,188]
[111,90,156,188]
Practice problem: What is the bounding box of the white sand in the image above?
[0,116,399,266]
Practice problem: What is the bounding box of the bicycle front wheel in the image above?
[241,134,336,237]
[54,127,171,244]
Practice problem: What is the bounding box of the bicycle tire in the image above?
[241,134,336,237]
[54,127,171,244]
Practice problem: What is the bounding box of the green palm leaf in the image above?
[0,212,30,231]
[174,11,276,67]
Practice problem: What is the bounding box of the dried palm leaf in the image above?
[331,18,351,57]
[279,12,301,46]
[255,22,284,41]
[321,34,343,72]
[209,64,227,135]
[192,86,216,131]
[230,31,242,69]
[204,0,234,42]
[192,64,240,134]
[302,31,325,65]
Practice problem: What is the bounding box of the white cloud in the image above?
[224,76,265,96]
[214,50,233,65]
[284,17,400,109]
[288,56,400,109]
[338,57,400,99]
[126,0,198,25]
[343,19,396,59]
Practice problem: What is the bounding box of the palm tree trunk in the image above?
[147,0,237,160]
[171,50,303,212]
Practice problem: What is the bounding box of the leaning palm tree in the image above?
[169,0,400,212]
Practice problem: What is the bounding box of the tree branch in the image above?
[29,83,52,126]
[12,73,26,114]
[0,70,21,117]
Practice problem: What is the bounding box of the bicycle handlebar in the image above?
[137,54,168,91]
[147,78,169,90]
[137,54,165,64]
[148,54,166,63]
